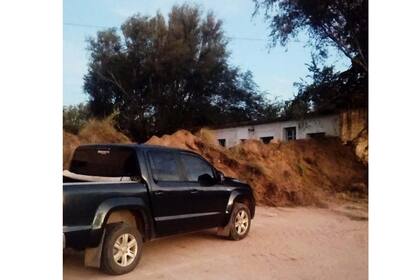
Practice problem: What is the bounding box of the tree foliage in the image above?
[255,0,368,115]
[283,56,368,118]
[84,4,280,142]
[255,0,367,71]
[63,103,90,134]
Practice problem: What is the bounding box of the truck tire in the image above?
[228,202,251,240]
[100,223,143,275]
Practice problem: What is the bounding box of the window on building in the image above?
[218,139,226,147]
[180,154,215,182]
[148,151,182,182]
[284,127,297,141]
[260,136,274,144]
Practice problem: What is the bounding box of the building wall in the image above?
[339,108,368,142]
[212,114,340,148]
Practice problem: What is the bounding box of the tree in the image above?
[63,103,90,134]
[254,0,368,116]
[254,0,368,72]
[285,55,368,118]
[84,4,281,142]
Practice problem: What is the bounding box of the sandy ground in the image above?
[63,205,368,280]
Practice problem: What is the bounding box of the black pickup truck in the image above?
[63,144,255,275]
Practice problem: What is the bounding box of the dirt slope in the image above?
[340,109,368,165]
[63,117,131,169]
[63,120,367,206]
[63,131,80,170]
[147,130,368,206]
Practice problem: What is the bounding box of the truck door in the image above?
[146,150,195,236]
[178,152,231,230]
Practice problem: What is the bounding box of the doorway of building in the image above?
[284,127,297,141]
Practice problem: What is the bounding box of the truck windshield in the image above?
[69,146,139,177]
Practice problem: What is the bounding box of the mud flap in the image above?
[216,225,230,237]
[84,230,106,268]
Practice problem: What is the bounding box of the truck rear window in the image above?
[69,146,139,177]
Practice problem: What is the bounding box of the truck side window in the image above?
[149,151,182,182]
[180,154,214,182]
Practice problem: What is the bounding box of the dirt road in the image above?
[63,205,368,280]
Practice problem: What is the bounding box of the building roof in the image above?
[208,112,338,130]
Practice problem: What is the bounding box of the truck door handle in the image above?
[155,191,164,196]
[190,189,200,194]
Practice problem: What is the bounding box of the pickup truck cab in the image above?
[63,144,255,275]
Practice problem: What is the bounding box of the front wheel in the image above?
[228,203,251,240]
[101,223,143,275]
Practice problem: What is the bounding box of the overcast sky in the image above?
[63,0,350,105]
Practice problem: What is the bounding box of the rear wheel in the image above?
[228,202,251,240]
[101,223,142,275]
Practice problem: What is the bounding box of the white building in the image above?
[211,114,340,148]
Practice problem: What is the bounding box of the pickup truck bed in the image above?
[64,181,152,249]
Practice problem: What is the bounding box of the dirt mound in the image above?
[63,123,367,207]
[63,131,80,170]
[353,128,368,165]
[147,129,368,206]
[78,118,131,144]
[63,117,132,169]
[147,130,199,150]
[340,109,368,165]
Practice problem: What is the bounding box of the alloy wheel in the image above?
[113,233,138,267]
[234,210,249,235]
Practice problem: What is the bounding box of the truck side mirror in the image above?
[216,170,225,184]
[198,173,216,186]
